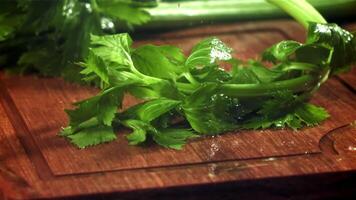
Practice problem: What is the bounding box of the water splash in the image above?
[209,38,232,63]
[208,163,217,178]
[209,142,220,158]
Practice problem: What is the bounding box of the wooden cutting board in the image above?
[0,20,355,200]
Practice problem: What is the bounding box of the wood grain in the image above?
[338,23,356,91]
[338,67,356,92]
[0,20,356,200]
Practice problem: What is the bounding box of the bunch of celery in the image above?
[60,0,356,149]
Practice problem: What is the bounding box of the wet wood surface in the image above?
[0,20,355,200]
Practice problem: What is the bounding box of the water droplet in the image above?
[209,38,232,63]
[208,163,217,178]
[208,142,220,159]
[347,146,356,151]
[275,121,284,127]
[84,3,92,12]
[264,157,277,161]
[350,120,356,127]
[101,17,115,30]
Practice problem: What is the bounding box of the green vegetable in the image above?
[143,0,356,30]
[0,0,155,81]
[267,0,327,28]
[1,1,354,149]
[61,0,355,149]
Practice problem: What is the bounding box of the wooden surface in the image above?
[0,20,355,200]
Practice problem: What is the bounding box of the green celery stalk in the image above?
[267,0,327,28]
[138,0,356,30]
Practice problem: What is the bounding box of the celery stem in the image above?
[267,0,327,29]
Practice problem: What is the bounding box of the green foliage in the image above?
[230,61,284,84]
[263,22,356,75]
[1,0,355,150]
[65,125,117,149]
[63,18,355,149]
[152,129,198,150]
[262,41,302,63]
[182,83,237,134]
[0,0,155,81]
[121,98,181,122]
[97,0,151,26]
[185,37,233,69]
[306,22,356,74]
[122,119,150,145]
[60,19,355,148]
[132,45,184,79]
[241,92,329,130]
[89,34,133,67]
[241,103,329,130]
